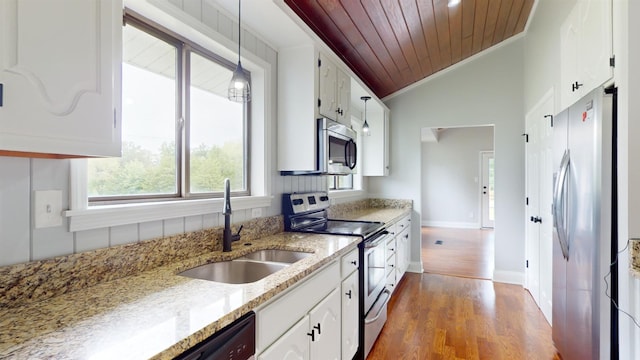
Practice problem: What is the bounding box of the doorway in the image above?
[420,125,495,279]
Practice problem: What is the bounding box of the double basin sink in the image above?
[178,249,312,284]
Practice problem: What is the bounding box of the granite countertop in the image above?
[0,206,411,360]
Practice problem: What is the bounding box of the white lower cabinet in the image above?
[258,316,310,360]
[259,288,341,360]
[341,267,359,360]
[309,288,341,360]
[257,252,360,360]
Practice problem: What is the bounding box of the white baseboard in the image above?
[407,261,423,273]
[493,270,525,285]
[421,220,480,229]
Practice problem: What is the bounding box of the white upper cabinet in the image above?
[278,45,318,172]
[560,0,612,109]
[0,0,122,157]
[319,53,350,126]
[362,106,390,176]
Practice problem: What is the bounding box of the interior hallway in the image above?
[421,227,495,279]
[367,273,560,359]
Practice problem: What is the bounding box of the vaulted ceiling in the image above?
[284,0,535,99]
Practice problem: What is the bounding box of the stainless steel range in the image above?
[282,192,391,359]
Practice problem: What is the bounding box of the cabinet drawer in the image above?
[386,237,396,255]
[256,261,340,351]
[396,216,411,233]
[341,248,359,278]
[386,254,396,276]
[386,271,396,294]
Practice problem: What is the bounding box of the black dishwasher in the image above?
[174,311,255,360]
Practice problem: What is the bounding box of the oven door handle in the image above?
[364,231,389,248]
[364,289,391,324]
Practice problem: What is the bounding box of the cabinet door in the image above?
[560,4,580,109]
[362,108,390,176]
[341,271,359,360]
[0,0,122,157]
[309,288,341,360]
[559,0,612,109]
[318,53,337,120]
[335,67,351,125]
[258,316,310,360]
[578,0,612,93]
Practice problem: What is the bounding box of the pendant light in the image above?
[361,96,371,135]
[228,0,250,102]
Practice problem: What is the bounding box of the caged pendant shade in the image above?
[228,0,250,102]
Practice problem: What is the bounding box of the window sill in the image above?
[64,196,273,232]
[329,189,366,200]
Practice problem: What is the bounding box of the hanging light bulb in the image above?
[361,96,371,135]
[228,0,250,102]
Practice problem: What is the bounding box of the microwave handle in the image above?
[346,139,357,170]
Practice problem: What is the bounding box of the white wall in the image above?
[371,40,525,282]
[0,0,334,266]
[421,126,494,228]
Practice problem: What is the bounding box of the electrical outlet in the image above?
[251,208,262,218]
[469,212,474,219]
[34,190,63,228]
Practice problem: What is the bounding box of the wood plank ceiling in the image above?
[284,0,535,99]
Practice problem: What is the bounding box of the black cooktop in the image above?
[299,219,384,238]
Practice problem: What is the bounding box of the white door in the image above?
[525,111,541,305]
[524,90,554,324]
[341,272,359,360]
[481,151,495,228]
[309,288,341,360]
[258,316,310,360]
[0,0,122,157]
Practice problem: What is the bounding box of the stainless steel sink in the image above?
[235,249,312,264]
[178,260,288,284]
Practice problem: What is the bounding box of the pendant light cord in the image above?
[238,0,241,63]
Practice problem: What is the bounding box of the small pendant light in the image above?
[228,0,250,102]
[361,96,371,135]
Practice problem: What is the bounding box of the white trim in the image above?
[407,261,423,273]
[421,220,481,229]
[329,189,366,200]
[65,196,273,232]
[493,270,525,285]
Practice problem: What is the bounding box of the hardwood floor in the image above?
[422,227,495,279]
[367,273,560,360]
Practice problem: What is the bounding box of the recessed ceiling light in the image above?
[448,0,461,7]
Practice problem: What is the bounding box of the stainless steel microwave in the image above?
[318,118,357,175]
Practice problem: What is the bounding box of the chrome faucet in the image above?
[222,178,242,252]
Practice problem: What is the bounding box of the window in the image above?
[88,14,249,203]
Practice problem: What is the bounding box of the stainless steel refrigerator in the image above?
[552,86,616,360]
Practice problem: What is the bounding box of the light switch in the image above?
[34,190,63,228]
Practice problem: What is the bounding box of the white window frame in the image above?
[65,2,273,232]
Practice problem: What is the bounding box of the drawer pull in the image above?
[314,323,321,334]
[350,260,357,266]
[345,290,352,299]
[307,330,315,341]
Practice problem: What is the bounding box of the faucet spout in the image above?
[222,178,239,252]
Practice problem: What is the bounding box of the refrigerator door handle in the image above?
[553,149,570,260]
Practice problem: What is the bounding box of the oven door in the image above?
[363,233,388,312]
